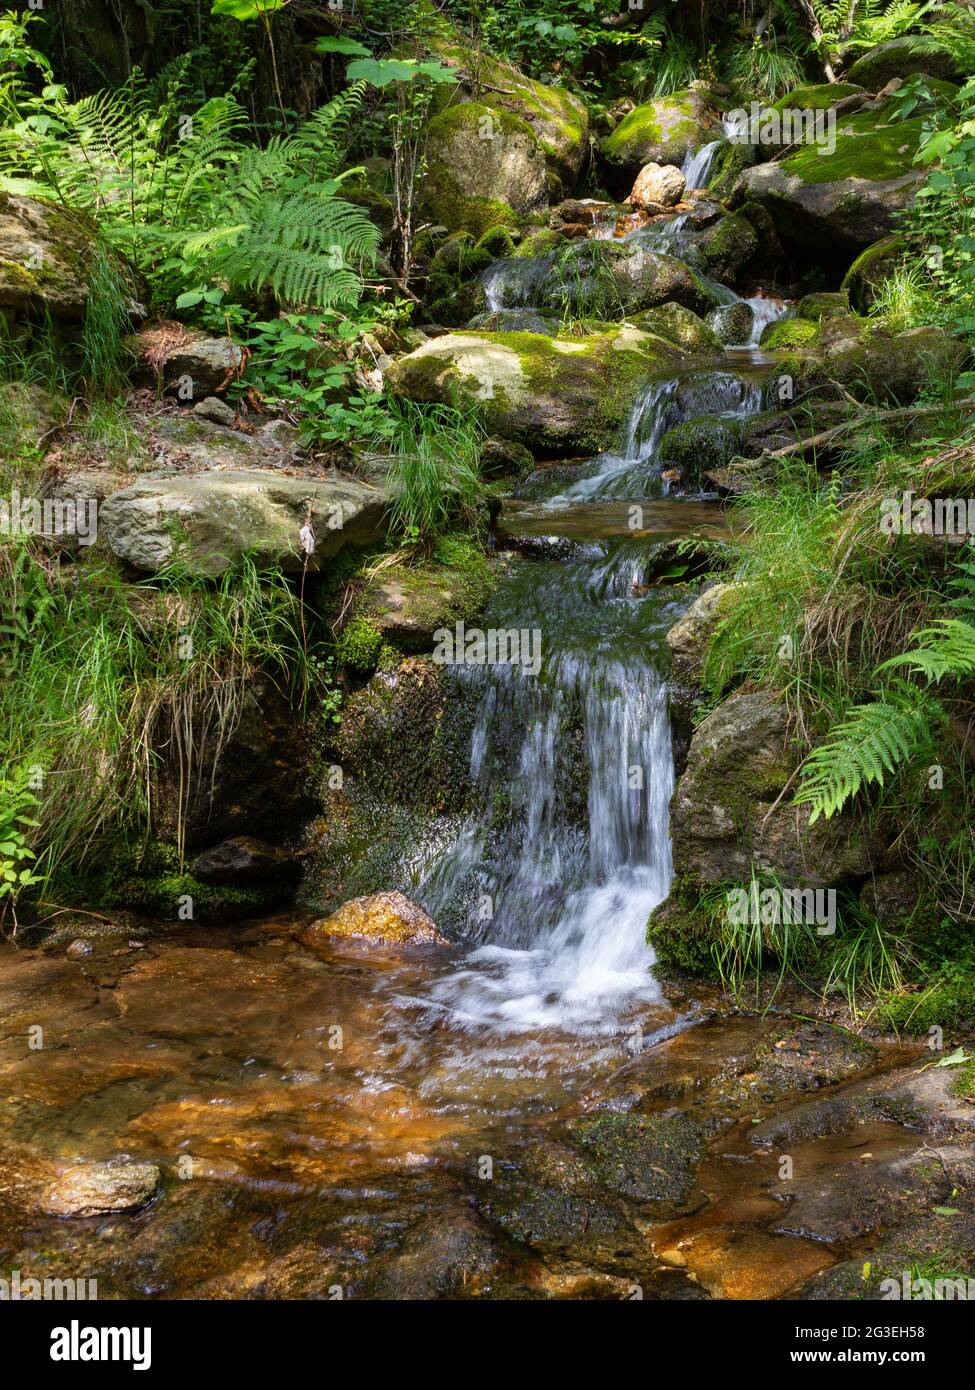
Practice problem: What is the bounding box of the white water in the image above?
[681,138,723,191]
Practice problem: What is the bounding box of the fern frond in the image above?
[795,681,943,822]
[882,618,975,683]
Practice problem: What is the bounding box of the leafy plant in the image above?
[0,764,44,933]
[381,399,484,544]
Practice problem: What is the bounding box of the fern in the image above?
[795,680,943,822]
[882,618,975,683]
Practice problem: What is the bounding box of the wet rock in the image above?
[665,583,739,680]
[99,469,389,576]
[710,301,753,346]
[777,321,968,408]
[65,938,93,959]
[364,1209,500,1298]
[628,302,721,353]
[684,213,759,286]
[630,162,686,210]
[192,395,237,427]
[301,891,448,948]
[543,240,721,320]
[842,233,904,311]
[190,836,299,886]
[41,1161,160,1218]
[572,1112,705,1213]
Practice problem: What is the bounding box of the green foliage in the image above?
[795,681,943,822]
[0,764,44,931]
[723,34,806,101]
[0,55,378,312]
[382,400,485,544]
[335,616,384,672]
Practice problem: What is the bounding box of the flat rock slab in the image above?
[98,469,389,575]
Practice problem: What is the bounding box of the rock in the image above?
[733,114,927,253]
[572,1112,705,1213]
[0,381,66,452]
[338,540,493,657]
[99,469,389,576]
[0,193,129,322]
[301,891,448,948]
[709,300,754,346]
[134,329,243,394]
[65,939,93,958]
[189,836,299,886]
[628,302,721,353]
[601,89,718,178]
[665,583,739,679]
[859,870,924,929]
[539,239,721,319]
[364,1210,500,1298]
[796,290,850,321]
[683,212,759,285]
[192,395,237,427]
[427,28,589,186]
[421,102,549,238]
[466,308,559,335]
[385,327,687,455]
[778,321,968,407]
[41,1161,160,1218]
[666,689,884,887]
[846,37,963,89]
[630,162,686,209]
[841,233,905,311]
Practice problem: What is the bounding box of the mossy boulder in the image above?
[539,239,722,319]
[734,114,927,254]
[426,31,589,185]
[841,233,905,311]
[0,192,130,322]
[665,582,740,680]
[845,37,963,89]
[421,102,546,237]
[601,88,718,178]
[777,320,968,406]
[683,212,758,286]
[759,315,822,350]
[385,326,688,454]
[628,301,721,353]
[796,290,850,321]
[667,688,883,887]
[659,414,744,489]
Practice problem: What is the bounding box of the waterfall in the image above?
[423,549,677,1034]
[681,138,723,191]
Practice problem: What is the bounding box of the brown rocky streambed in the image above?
[1,923,972,1301]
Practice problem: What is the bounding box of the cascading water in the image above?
[419,547,680,1033]
[681,138,723,191]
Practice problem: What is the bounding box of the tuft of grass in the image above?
[381,399,484,546]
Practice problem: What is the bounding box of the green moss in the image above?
[760,316,822,350]
[771,83,863,113]
[602,93,698,167]
[660,413,743,483]
[335,616,383,672]
[877,973,975,1034]
[95,841,279,922]
[782,114,924,183]
[647,874,720,975]
[476,226,516,259]
[515,228,561,259]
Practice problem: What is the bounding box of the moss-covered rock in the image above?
[628,301,721,353]
[0,192,128,322]
[540,238,722,319]
[683,212,758,286]
[426,30,590,185]
[734,114,927,254]
[659,415,744,489]
[339,537,494,657]
[845,37,963,89]
[386,326,688,454]
[601,88,718,178]
[796,290,850,321]
[777,321,968,406]
[841,233,905,311]
[759,315,822,350]
[421,102,546,237]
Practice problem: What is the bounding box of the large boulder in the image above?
[841,233,905,311]
[628,302,721,353]
[666,689,883,886]
[845,37,963,89]
[601,88,719,177]
[426,33,589,187]
[385,326,687,454]
[733,114,927,254]
[665,582,739,679]
[0,193,127,322]
[539,238,723,319]
[99,469,389,575]
[773,318,968,407]
[421,102,549,237]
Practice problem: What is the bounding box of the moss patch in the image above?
[782,114,924,184]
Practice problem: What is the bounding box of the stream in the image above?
[0,202,936,1302]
